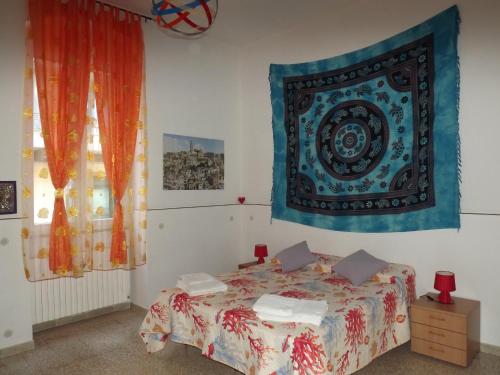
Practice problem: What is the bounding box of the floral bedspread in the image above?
[139,254,416,375]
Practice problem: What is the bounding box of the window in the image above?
[21,10,148,281]
[32,75,113,225]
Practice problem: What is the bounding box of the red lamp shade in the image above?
[254,244,268,264]
[434,271,456,304]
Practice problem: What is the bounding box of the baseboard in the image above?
[481,343,500,357]
[32,302,131,333]
[0,340,35,359]
[130,303,147,313]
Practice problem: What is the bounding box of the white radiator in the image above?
[30,270,130,324]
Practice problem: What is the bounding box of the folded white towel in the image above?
[253,294,328,326]
[295,299,328,316]
[179,272,215,285]
[176,279,227,297]
[256,312,325,326]
[253,294,296,317]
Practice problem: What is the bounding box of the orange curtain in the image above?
[29,0,94,275]
[93,6,144,265]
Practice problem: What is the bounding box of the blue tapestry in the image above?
[270,6,460,232]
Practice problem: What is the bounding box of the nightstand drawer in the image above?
[411,337,467,366]
[411,306,466,333]
[411,322,467,350]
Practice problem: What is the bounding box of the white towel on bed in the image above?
[295,299,328,316]
[176,277,227,297]
[256,311,325,326]
[179,272,216,285]
[254,294,328,326]
[253,294,296,317]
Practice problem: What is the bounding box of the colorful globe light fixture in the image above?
[152,0,218,36]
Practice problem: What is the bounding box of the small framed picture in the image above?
[0,181,17,215]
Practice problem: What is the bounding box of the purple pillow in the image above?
[332,249,388,286]
[275,241,317,272]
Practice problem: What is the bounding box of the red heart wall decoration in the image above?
[238,196,246,204]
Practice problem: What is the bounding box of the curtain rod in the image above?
[96,0,153,22]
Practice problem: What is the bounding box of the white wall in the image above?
[0,1,33,350]
[238,0,500,346]
[2,0,500,354]
[0,220,33,351]
[131,22,242,308]
[0,2,244,351]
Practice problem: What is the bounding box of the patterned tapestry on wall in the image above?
[270,6,460,232]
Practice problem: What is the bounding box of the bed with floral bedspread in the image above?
[139,254,416,375]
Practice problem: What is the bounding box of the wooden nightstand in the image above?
[410,293,480,367]
[238,261,259,270]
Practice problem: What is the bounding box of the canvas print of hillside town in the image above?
[163,133,224,190]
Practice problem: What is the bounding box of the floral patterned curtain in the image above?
[27,0,93,275]
[21,0,148,281]
[93,5,144,266]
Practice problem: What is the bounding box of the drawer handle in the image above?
[429,314,446,322]
[428,330,445,337]
[429,346,445,353]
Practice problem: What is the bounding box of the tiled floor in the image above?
[1,306,499,374]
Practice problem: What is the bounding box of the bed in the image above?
[139,254,416,375]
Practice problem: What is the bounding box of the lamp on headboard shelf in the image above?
[254,244,268,264]
[434,271,456,304]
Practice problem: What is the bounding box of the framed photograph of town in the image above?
[163,134,224,190]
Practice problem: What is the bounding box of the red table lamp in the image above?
[254,244,268,264]
[434,271,456,304]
